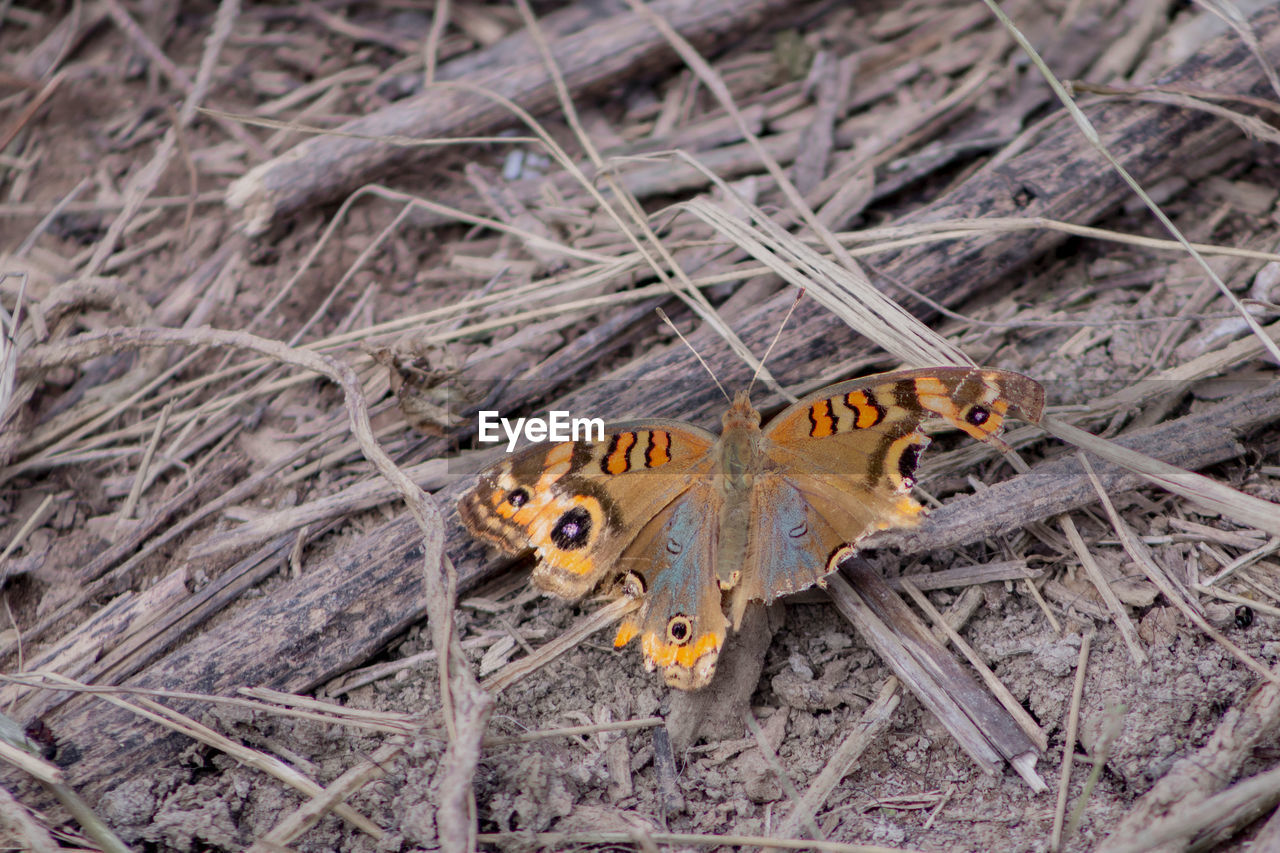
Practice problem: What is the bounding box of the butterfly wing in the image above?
[458,420,717,599]
[720,474,847,626]
[738,368,1044,612]
[612,484,727,690]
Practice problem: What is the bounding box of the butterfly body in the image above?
[459,367,1043,689]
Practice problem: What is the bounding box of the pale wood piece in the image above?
[227,0,801,234]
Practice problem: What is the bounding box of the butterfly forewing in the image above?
[762,367,1043,482]
[458,422,717,599]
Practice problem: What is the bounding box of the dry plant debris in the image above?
[1,1,1280,851]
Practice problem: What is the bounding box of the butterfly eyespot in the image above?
[965,406,991,426]
[550,506,592,550]
[788,521,808,539]
[665,537,683,555]
[1235,605,1254,629]
[667,615,692,644]
[621,572,646,598]
[897,442,924,485]
[506,487,531,508]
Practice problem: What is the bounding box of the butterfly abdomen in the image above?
[715,397,768,590]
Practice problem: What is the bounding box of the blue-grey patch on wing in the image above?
[750,486,833,599]
[643,496,716,621]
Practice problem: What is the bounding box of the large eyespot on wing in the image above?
[612,486,726,690]
[457,441,579,555]
[520,487,617,595]
[905,368,1044,443]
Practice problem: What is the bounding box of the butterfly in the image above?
[458,367,1044,689]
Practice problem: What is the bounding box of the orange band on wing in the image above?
[646,431,671,467]
[808,400,836,438]
[847,391,884,429]
[543,551,593,577]
[641,630,721,669]
[503,499,543,527]
[536,443,574,487]
[614,621,638,648]
[913,377,957,419]
[604,432,636,474]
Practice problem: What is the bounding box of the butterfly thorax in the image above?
[715,392,765,591]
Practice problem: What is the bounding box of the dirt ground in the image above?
[2,0,1280,851]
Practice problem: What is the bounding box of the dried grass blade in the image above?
[743,709,823,841]
[621,0,848,269]
[1195,583,1280,618]
[248,743,402,852]
[775,678,900,840]
[1058,517,1147,665]
[478,829,921,852]
[1203,536,1280,586]
[0,731,61,786]
[1042,415,1280,538]
[480,596,638,695]
[409,76,777,389]
[0,493,54,563]
[18,322,476,848]
[681,196,967,368]
[836,217,1280,265]
[982,0,1280,364]
[900,579,1049,752]
[0,785,60,853]
[1078,456,1280,687]
[0,274,23,417]
[1194,0,1280,100]
[482,716,663,747]
[1070,86,1280,145]
[883,561,1039,591]
[30,672,382,837]
[825,570,1003,778]
[1050,634,1091,853]
[618,0,944,390]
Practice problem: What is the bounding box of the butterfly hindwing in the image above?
[613,486,727,690]
[730,475,847,626]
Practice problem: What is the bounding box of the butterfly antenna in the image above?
[655,307,730,402]
[748,288,805,396]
